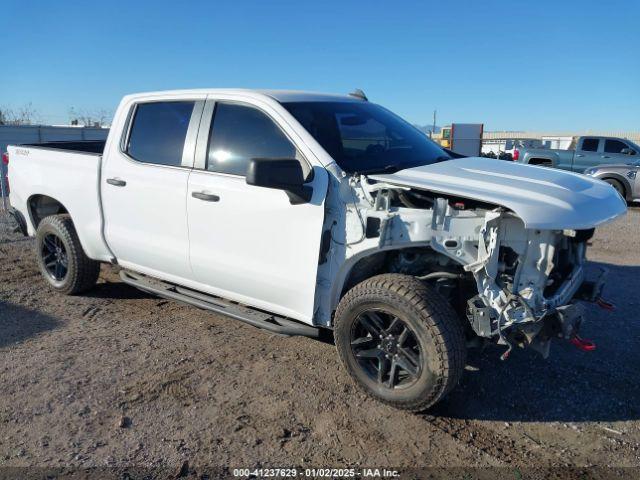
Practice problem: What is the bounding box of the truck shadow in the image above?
[84,281,154,300]
[73,258,640,423]
[0,301,60,349]
[428,261,640,423]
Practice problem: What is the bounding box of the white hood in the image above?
[369,158,627,230]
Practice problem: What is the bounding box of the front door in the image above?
[602,139,637,165]
[186,99,327,323]
[102,96,205,279]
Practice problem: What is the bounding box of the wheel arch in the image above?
[598,174,631,200]
[25,192,112,263]
[329,245,461,319]
[27,194,70,230]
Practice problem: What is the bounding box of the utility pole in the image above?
[431,109,437,139]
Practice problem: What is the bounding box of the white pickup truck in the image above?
[6,89,626,411]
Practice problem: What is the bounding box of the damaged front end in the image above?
[463,212,608,359]
[319,168,620,359]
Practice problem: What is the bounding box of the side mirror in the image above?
[620,148,635,155]
[246,158,313,205]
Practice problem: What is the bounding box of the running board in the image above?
[119,270,320,338]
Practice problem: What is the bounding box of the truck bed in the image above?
[517,147,573,170]
[7,143,112,262]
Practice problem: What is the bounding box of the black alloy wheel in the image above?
[334,274,466,411]
[41,233,69,281]
[35,214,100,295]
[350,309,422,389]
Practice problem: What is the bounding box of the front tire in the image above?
[35,214,100,295]
[334,274,466,411]
[604,178,626,199]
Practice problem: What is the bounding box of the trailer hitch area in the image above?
[570,335,596,352]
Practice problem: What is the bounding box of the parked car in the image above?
[584,159,640,202]
[481,138,545,160]
[516,136,639,172]
[5,89,626,411]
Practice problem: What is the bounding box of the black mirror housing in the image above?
[246,158,313,204]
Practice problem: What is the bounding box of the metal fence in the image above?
[482,131,640,142]
[0,125,109,209]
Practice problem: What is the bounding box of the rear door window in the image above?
[580,138,600,152]
[126,101,195,166]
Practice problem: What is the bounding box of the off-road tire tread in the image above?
[334,273,466,411]
[36,214,100,295]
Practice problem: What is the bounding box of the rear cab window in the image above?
[125,101,195,166]
[580,138,600,152]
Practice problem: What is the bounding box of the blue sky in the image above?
[1,0,638,131]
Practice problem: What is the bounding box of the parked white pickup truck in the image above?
[6,89,626,411]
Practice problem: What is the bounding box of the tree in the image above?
[68,107,112,127]
[0,103,40,125]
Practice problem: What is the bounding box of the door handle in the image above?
[601,155,610,159]
[106,178,126,187]
[192,191,220,202]
[575,154,584,157]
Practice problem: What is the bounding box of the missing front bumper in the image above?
[467,267,608,358]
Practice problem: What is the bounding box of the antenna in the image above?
[348,89,368,101]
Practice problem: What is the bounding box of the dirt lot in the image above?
[1,207,639,477]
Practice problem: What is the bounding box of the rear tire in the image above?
[334,274,466,411]
[35,214,100,295]
[603,178,626,199]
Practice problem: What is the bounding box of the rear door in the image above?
[186,97,328,323]
[102,95,205,279]
[572,137,601,172]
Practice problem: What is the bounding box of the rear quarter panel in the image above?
[7,145,111,261]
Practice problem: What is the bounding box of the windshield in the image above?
[282,101,450,174]
[627,140,640,152]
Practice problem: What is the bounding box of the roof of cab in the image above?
[123,88,364,104]
[259,90,364,103]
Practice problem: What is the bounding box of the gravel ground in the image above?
[0,206,639,477]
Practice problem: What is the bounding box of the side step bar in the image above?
[119,270,320,338]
